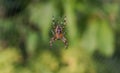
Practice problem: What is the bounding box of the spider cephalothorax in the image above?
[49,16,68,48]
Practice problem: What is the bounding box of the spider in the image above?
[49,16,68,49]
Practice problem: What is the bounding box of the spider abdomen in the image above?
[55,33,63,39]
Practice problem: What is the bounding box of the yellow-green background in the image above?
[0,0,120,73]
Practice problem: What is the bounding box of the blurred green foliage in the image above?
[0,0,120,73]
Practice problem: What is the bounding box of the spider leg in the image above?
[61,36,68,49]
[51,30,54,35]
[63,31,66,35]
[49,36,56,48]
[63,16,67,25]
[52,16,55,25]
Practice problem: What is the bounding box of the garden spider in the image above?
[49,16,68,48]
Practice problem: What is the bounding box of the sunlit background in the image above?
[0,0,120,73]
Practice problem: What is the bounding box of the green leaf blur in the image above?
[0,0,120,73]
